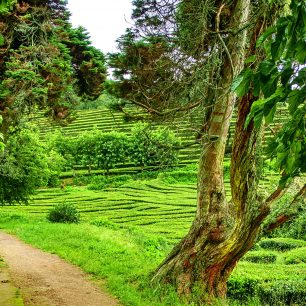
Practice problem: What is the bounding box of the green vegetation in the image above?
[0,128,63,204]
[46,123,181,176]
[47,203,80,224]
[0,0,305,305]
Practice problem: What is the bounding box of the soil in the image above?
[0,231,119,306]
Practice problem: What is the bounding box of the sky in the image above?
[66,0,133,54]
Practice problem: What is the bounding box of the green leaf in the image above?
[232,68,253,97]
[244,55,256,64]
[259,60,276,76]
[0,34,4,46]
[264,103,277,124]
[256,26,276,47]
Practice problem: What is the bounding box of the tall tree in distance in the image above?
[109,0,305,302]
[0,0,106,137]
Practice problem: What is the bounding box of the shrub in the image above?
[87,175,107,190]
[47,203,80,223]
[257,280,306,306]
[45,130,77,171]
[157,170,197,184]
[95,132,129,174]
[272,211,306,240]
[227,275,258,301]
[259,238,306,252]
[242,251,277,264]
[87,175,132,190]
[0,128,63,205]
[284,247,306,264]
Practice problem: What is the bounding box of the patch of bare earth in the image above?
[0,232,119,306]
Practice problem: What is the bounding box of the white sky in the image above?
[66,0,133,54]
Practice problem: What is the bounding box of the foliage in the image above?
[60,25,106,99]
[259,238,306,251]
[284,247,306,264]
[0,128,63,205]
[0,0,16,15]
[242,251,277,264]
[48,124,180,174]
[271,211,306,240]
[95,132,130,174]
[0,0,107,204]
[234,0,306,185]
[47,203,80,223]
[0,115,4,152]
[227,275,258,302]
[257,279,306,306]
[129,123,180,169]
[46,130,76,170]
[0,0,106,135]
[87,175,132,190]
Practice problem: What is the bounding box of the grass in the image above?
[0,256,24,306]
[0,172,305,305]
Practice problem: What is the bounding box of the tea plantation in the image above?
[0,108,304,305]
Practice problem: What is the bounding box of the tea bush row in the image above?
[228,275,306,305]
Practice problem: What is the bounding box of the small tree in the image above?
[0,128,64,204]
[95,131,129,175]
[130,123,180,169]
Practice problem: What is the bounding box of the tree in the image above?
[109,0,305,302]
[0,0,106,137]
[0,127,64,205]
[0,0,106,204]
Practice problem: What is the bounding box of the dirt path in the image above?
[0,232,119,306]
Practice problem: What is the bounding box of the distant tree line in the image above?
[47,123,181,175]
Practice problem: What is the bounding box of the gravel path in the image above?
[0,231,119,306]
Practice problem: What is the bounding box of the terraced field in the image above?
[2,172,279,241]
[2,181,195,240]
[35,107,287,170]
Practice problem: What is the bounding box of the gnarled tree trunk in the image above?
[152,0,274,302]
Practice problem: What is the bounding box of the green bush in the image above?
[227,275,258,301]
[90,217,119,229]
[272,211,306,240]
[45,130,77,171]
[284,247,306,264]
[47,203,80,223]
[257,280,306,306]
[242,251,277,264]
[95,132,129,174]
[259,238,306,252]
[157,170,197,184]
[0,128,64,205]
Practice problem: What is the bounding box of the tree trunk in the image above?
[153,0,253,302]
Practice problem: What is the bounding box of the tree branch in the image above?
[264,184,306,233]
